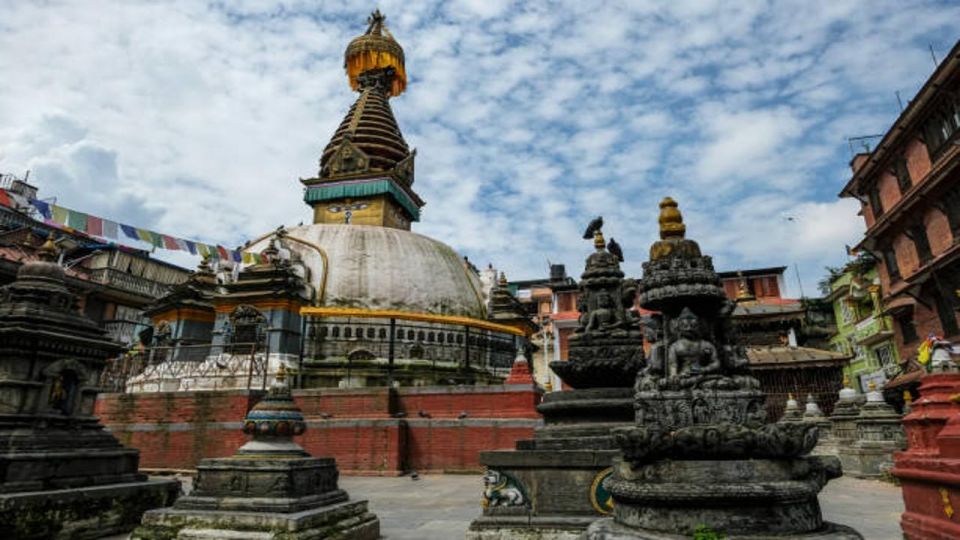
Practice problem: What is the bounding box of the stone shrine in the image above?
[467,220,643,539]
[0,237,178,539]
[584,198,861,539]
[133,365,379,539]
[838,382,906,479]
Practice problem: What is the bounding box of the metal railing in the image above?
[303,317,519,381]
[99,342,267,393]
[89,267,173,299]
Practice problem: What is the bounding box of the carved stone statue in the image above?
[666,307,720,384]
[549,218,643,389]
[585,198,861,540]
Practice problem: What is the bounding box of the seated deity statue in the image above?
[666,307,722,388]
[585,291,622,334]
[636,315,665,392]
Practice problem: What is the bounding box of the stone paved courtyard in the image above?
[103,473,904,539]
[339,474,905,540]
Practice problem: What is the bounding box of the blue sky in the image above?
[0,0,958,297]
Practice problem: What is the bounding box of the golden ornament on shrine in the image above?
[345,10,407,97]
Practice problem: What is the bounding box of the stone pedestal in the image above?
[0,239,179,539]
[134,368,378,540]
[837,387,905,479]
[892,372,960,539]
[582,198,860,540]
[467,226,641,540]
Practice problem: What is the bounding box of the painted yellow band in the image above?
[299,306,525,336]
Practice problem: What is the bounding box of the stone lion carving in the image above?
[481,470,525,508]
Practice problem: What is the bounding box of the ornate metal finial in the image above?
[498,271,508,287]
[593,230,605,250]
[903,389,913,404]
[843,374,851,387]
[787,392,794,401]
[658,197,686,239]
[276,363,287,383]
[868,381,877,391]
[366,9,386,33]
[38,233,58,262]
[345,9,406,96]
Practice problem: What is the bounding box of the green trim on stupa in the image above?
[304,178,421,221]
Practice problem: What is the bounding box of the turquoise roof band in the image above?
[304,179,421,221]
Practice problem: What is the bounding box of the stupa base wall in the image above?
[467,515,596,540]
[0,479,180,540]
[95,385,541,475]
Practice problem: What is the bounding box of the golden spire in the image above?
[344,10,406,96]
[903,389,913,405]
[843,374,850,387]
[498,271,508,287]
[658,197,686,239]
[868,381,876,391]
[276,364,287,382]
[594,230,605,250]
[38,233,59,262]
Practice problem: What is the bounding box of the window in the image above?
[923,95,960,162]
[883,247,901,281]
[896,312,918,344]
[943,187,960,239]
[838,299,854,325]
[344,327,352,338]
[869,188,885,219]
[894,157,912,195]
[911,224,933,266]
[874,343,896,369]
[934,278,959,336]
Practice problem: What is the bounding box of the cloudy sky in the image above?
[1,0,957,296]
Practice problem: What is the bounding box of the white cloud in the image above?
[0,0,957,293]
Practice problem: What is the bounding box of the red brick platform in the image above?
[95,384,542,475]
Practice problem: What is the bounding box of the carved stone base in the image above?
[133,455,378,539]
[634,387,766,431]
[0,479,179,540]
[583,518,863,539]
[590,456,860,539]
[552,335,642,389]
[467,515,596,540]
[135,499,379,540]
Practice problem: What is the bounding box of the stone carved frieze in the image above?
[481,469,527,508]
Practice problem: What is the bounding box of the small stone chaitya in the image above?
[134,365,379,539]
[467,220,642,539]
[584,198,862,540]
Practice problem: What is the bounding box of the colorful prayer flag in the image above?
[102,219,118,239]
[217,245,229,260]
[51,205,68,225]
[66,209,87,231]
[148,231,164,248]
[242,252,254,264]
[30,199,52,219]
[87,215,103,236]
[162,235,179,250]
[120,224,139,240]
[184,240,197,255]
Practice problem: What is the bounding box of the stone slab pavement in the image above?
[102,473,904,540]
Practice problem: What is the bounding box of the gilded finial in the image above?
[658,197,686,240]
[735,272,756,302]
[843,374,850,387]
[868,381,876,391]
[594,230,605,250]
[787,392,794,400]
[903,390,913,404]
[38,233,58,262]
[498,271,508,287]
[276,364,287,382]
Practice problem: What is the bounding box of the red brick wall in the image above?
[925,207,953,256]
[96,385,541,475]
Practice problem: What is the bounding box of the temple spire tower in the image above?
[302,10,422,230]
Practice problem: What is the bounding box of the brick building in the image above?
[840,40,960,366]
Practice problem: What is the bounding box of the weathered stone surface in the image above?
[837,387,905,479]
[133,367,379,539]
[583,199,860,539]
[0,239,181,538]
